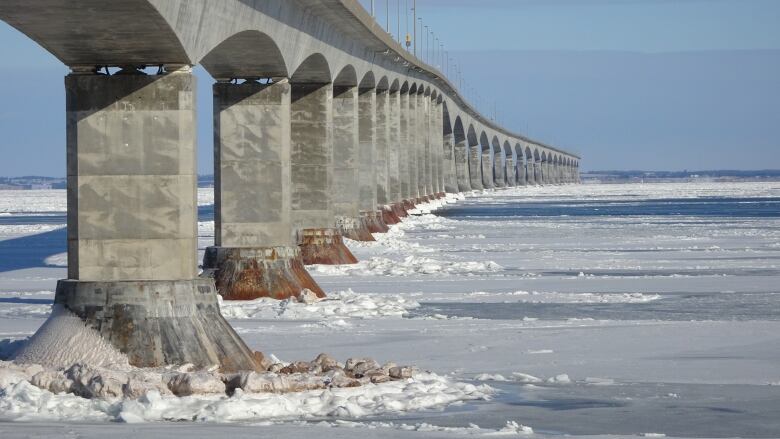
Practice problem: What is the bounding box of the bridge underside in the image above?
[1,0,580,371]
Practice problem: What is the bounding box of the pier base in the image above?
[15,279,262,371]
[203,246,325,301]
[298,228,358,265]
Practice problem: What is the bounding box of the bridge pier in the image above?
[291,82,356,265]
[14,68,261,371]
[454,139,471,192]
[506,156,516,187]
[399,87,414,210]
[387,87,406,218]
[481,151,494,189]
[407,87,420,204]
[494,155,506,188]
[376,87,399,225]
[468,145,483,190]
[516,158,526,186]
[443,128,458,193]
[333,82,373,242]
[204,80,325,301]
[415,91,427,202]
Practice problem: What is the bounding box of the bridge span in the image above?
[2,0,581,371]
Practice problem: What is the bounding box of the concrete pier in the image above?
[408,88,420,201]
[376,87,398,225]
[358,85,386,233]
[469,145,484,190]
[506,155,516,187]
[386,87,405,218]
[204,80,324,300]
[443,123,457,193]
[494,154,506,188]
[333,82,373,241]
[481,151,494,189]
[291,82,356,264]
[23,69,261,371]
[454,132,471,192]
[416,91,427,201]
[399,87,413,207]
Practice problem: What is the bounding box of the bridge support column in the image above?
[205,80,325,301]
[399,89,414,210]
[443,131,457,193]
[481,151,494,189]
[516,159,525,186]
[292,83,356,265]
[359,86,387,233]
[415,92,427,202]
[387,88,405,218]
[333,84,373,241]
[532,162,540,185]
[494,156,506,188]
[454,139,471,192]
[13,68,261,371]
[506,156,516,187]
[376,88,398,225]
[468,145,483,190]
[433,99,445,197]
[407,90,420,203]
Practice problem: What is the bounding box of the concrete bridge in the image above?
[2,0,580,371]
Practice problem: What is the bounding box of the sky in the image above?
[0,0,778,175]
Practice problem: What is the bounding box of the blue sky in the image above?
[0,0,778,175]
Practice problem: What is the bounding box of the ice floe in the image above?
[0,364,492,424]
[311,256,502,277]
[218,289,419,320]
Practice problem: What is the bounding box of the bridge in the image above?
[1,0,581,372]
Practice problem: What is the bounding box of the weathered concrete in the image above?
[494,155,506,188]
[44,279,261,371]
[454,139,470,192]
[443,131,457,193]
[408,90,420,200]
[416,92,427,198]
[66,71,197,282]
[206,79,323,300]
[291,82,356,264]
[481,152,494,189]
[332,84,369,241]
[291,83,333,232]
[506,156,516,187]
[516,157,527,186]
[298,228,357,265]
[399,89,412,204]
[468,145,484,190]
[375,88,391,212]
[56,70,260,370]
[203,246,324,300]
[387,88,402,208]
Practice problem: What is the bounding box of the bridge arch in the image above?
[200,30,287,80]
[291,53,331,83]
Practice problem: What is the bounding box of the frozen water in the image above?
[1,182,779,438]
